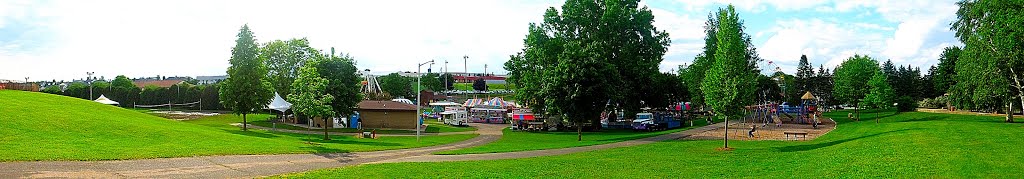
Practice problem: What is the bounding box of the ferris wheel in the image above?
[761,60,786,104]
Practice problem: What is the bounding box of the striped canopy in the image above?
[463,99,485,107]
[484,97,510,108]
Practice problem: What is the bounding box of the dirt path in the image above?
[0,122,722,178]
[235,123,478,136]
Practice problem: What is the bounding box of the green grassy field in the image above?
[0,90,476,161]
[277,110,1024,178]
[453,83,513,91]
[248,117,476,134]
[437,123,708,155]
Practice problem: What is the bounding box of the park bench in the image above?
[784,131,808,140]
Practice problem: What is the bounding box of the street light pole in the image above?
[416,59,435,142]
[445,60,449,93]
[87,72,95,100]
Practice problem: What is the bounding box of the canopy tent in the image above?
[94,95,119,105]
[463,99,485,107]
[267,92,292,112]
[801,92,816,100]
[484,97,511,108]
[429,101,462,106]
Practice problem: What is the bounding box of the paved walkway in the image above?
[375,121,726,163]
[0,122,723,178]
[234,123,478,137]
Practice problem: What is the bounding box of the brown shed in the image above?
[358,100,419,130]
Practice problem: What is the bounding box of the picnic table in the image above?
[784,131,808,140]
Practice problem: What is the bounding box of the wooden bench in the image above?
[784,131,808,140]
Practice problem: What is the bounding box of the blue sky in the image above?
[0,0,962,81]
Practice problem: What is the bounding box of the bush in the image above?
[896,96,917,112]
[919,96,947,109]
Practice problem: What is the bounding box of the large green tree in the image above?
[262,38,317,99]
[289,56,336,140]
[700,5,758,149]
[219,24,274,131]
[951,0,1023,122]
[680,11,723,110]
[318,50,362,124]
[378,73,414,99]
[933,46,961,96]
[833,54,880,120]
[505,0,669,133]
[864,70,895,110]
[680,8,759,111]
[543,41,616,141]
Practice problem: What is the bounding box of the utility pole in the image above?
[416,59,435,142]
[445,60,449,93]
[87,72,95,100]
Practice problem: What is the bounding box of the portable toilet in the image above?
[349,112,360,129]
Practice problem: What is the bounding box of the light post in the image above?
[87,72,95,100]
[416,59,435,142]
[445,60,449,93]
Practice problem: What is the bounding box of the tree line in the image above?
[502,0,1022,144]
[41,75,224,110]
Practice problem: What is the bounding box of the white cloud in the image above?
[757,18,886,73]
[0,0,563,80]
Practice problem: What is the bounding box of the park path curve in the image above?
[0,122,725,178]
[373,121,725,163]
[0,123,504,179]
[232,123,478,136]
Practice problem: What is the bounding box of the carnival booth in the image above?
[429,101,462,121]
[465,98,512,124]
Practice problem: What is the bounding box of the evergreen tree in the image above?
[795,54,815,94]
[933,46,961,96]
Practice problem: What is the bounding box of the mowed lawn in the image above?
[437,122,709,155]
[277,110,1024,178]
[0,90,475,161]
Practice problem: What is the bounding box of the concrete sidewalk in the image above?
[375,121,727,163]
[234,123,478,137]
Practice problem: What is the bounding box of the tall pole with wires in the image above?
[86,72,95,100]
[416,59,435,142]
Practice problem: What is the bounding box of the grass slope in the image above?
[0,90,475,161]
[437,123,707,155]
[277,110,1024,178]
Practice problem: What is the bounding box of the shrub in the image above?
[896,96,917,112]
[919,96,948,109]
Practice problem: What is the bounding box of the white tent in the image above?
[429,101,462,106]
[94,95,119,105]
[267,92,292,112]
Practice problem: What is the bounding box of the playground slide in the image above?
[781,113,794,121]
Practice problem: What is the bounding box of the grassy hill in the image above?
[0,90,474,161]
[277,110,1024,178]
